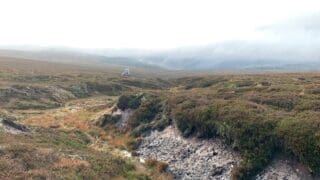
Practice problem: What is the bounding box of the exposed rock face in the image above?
[137,126,240,180]
[137,126,316,180]
[116,109,133,128]
[256,159,316,180]
[95,108,133,129]
[0,118,30,134]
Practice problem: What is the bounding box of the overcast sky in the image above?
[0,0,319,49]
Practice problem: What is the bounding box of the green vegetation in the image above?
[174,76,227,89]
[126,94,171,137]
[0,127,146,179]
[276,112,320,174]
[0,59,319,179]
[0,58,173,179]
[117,94,143,110]
[121,74,320,179]
[170,99,277,179]
[128,95,162,128]
[165,74,320,179]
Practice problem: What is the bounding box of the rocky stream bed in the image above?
[136,126,315,180]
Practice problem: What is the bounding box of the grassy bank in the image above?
[124,74,320,179]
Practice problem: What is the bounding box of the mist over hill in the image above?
[1,40,320,71]
[0,2,319,71]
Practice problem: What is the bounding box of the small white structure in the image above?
[121,67,130,77]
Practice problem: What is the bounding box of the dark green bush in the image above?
[131,106,171,137]
[128,97,162,128]
[230,120,276,179]
[117,94,143,110]
[276,112,320,174]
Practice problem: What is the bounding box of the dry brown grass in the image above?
[145,159,173,180]
[53,158,90,168]
[21,95,139,160]
[24,110,94,130]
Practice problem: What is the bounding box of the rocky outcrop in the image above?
[95,108,133,129]
[0,118,30,134]
[137,126,317,180]
[256,158,316,180]
[116,109,133,128]
[137,126,240,179]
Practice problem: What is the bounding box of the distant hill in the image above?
[0,48,158,69]
[1,42,320,71]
